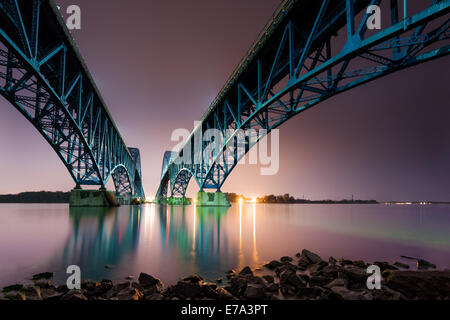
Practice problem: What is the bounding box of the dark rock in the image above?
[296,286,324,299]
[309,261,328,273]
[266,283,279,293]
[297,252,317,270]
[2,284,23,293]
[216,288,234,300]
[372,287,405,300]
[299,274,310,283]
[20,286,42,300]
[41,288,63,301]
[309,275,334,287]
[31,272,54,281]
[201,285,220,299]
[81,280,101,292]
[183,275,203,284]
[246,276,265,286]
[56,284,68,293]
[145,293,163,300]
[315,264,343,278]
[319,290,343,300]
[103,289,117,299]
[262,275,274,284]
[167,281,203,299]
[328,256,337,265]
[239,266,253,277]
[280,284,297,296]
[280,270,306,288]
[61,290,88,301]
[352,260,366,268]
[275,262,297,276]
[374,261,398,272]
[280,256,293,263]
[338,259,353,266]
[339,265,367,289]
[417,259,436,270]
[244,285,265,300]
[264,260,283,270]
[393,262,410,269]
[114,282,131,292]
[295,253,301,258]
[301,249,323,264]
[331,286,371,300]
[382,270,393,278]
[325,278,347,288]
[226,276,248,297]
[385,270,450,299]
[138,273,163,288]
[117,287,143,300]
[131,282,145,292]
[226,269,236,276]
[4,292,26,300]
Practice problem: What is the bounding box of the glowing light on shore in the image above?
[238,197,244,205]
[251,197,257,204]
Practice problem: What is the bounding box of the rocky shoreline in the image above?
[1,250,449,301]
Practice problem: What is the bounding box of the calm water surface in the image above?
[0,203,449,287]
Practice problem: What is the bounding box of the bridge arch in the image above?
[0,0,144,198]
[157,0,450,199]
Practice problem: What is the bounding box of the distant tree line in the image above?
[0,191,70,203]
[225,193,377,204]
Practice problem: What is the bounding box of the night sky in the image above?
[0,0,449,201]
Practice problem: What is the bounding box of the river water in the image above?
[0,203,449,288]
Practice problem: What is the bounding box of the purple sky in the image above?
[0,0,449,201]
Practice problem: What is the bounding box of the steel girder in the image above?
[157,0,450,199]
[0,0,145,199]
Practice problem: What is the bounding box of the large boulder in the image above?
[280,256,293,263]
[182,275,203,284]
[417,259,436,270]
[138,273,163,289]
[339,265,368,289]
[301,249,323,264]
[166,281,204,299]
[239,266,254,277]
[244,285,265,300]
[226,275,248,297]
[385,270,450,299]
[280,270,306,288]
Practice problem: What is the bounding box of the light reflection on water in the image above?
[0,203,449,287]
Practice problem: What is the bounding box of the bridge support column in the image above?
[69,189,120,207]
[196,191,231,207]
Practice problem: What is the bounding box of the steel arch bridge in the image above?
[0,0,145,199]
[157,0,450,200]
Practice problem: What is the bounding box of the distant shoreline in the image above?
[1,191,449,205]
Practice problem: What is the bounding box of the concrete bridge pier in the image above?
[69,188,120,207]
[196,190,231,207]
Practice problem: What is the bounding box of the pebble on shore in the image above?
[1,251,449,301]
